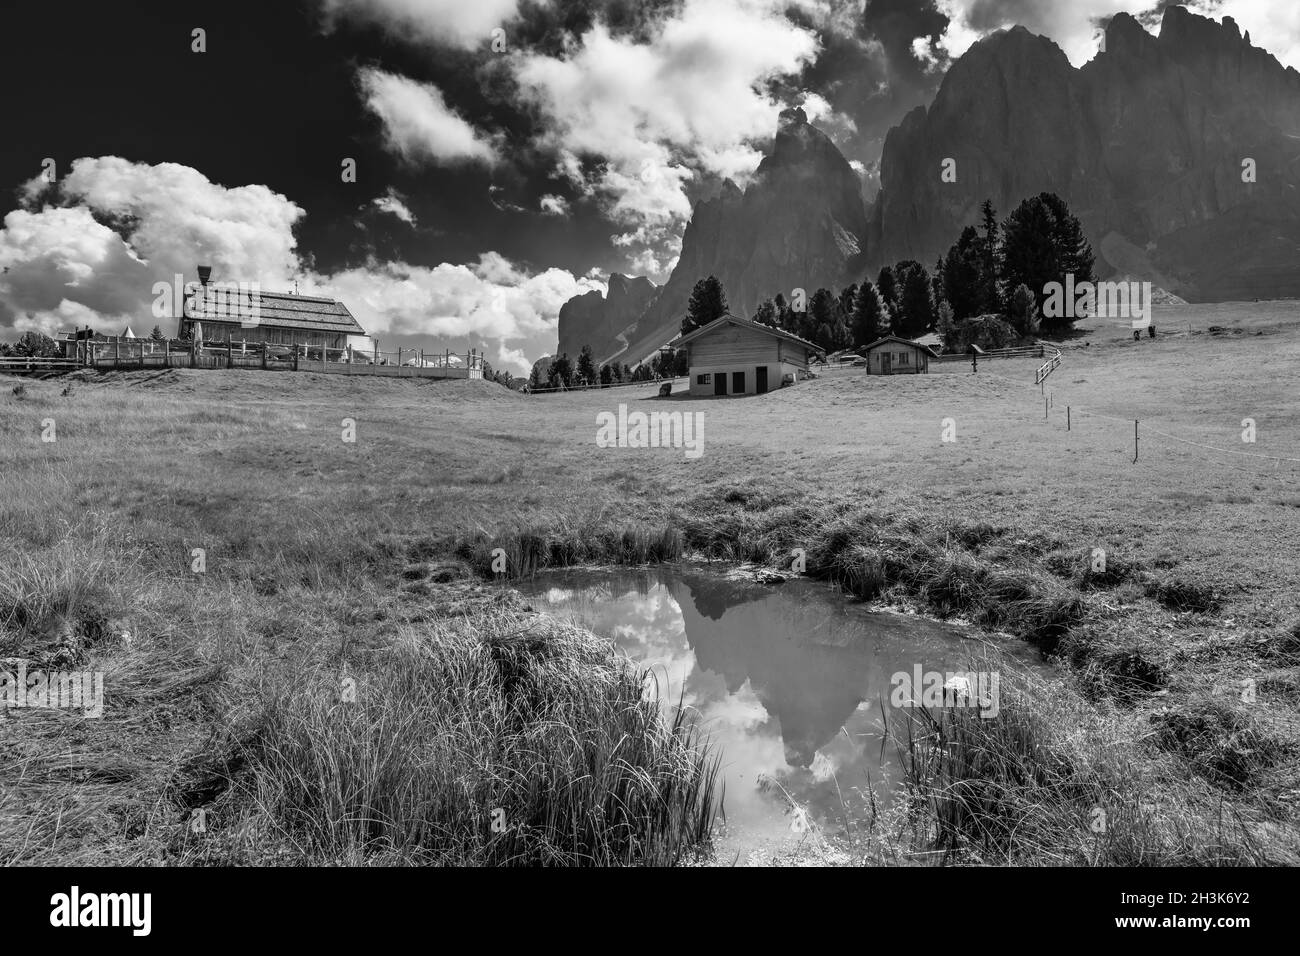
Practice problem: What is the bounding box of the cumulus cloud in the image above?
[0,157,304,334]
[511,0,822,274]
[0,157,596,373]
[371,188,417,225]
[318,0,524,50]
[307,254,603,348]
[538,194,570,216]
[358,67,498,164]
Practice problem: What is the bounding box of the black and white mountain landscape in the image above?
[1,0,1297,915]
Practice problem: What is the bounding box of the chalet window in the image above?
[899,352,909,365]
[696,373,711,385]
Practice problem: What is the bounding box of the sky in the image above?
[2,0,1296,373]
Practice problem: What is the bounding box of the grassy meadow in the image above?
[2,299,1298,865]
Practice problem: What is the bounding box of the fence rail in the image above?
[1034,346,1063,385]
[44,335,486,379]
[0,357,81,373]
[526,375,689,395]
[933,345,1048,363]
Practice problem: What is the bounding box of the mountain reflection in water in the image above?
[521,565,984,848]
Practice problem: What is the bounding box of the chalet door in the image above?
[732,371,745,393]
[882,353,892,375]
[714,374,727,396]
[755,366,768,394]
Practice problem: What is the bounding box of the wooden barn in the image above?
[677,314,823,397]
[863,335,938,375]
[179,268,364,350]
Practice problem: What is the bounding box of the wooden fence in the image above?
[526,375,688,395]
[1034,347,1063,386]
[0,356,81,375]
[46,336,486,379]
[932,344,1049,363]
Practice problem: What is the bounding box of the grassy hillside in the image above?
[1,300,1298,864]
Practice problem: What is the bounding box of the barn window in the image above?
[696,373,711,385]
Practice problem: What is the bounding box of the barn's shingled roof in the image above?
[184,287,365,336]
[675,313,824,353]
[862,335,940,358]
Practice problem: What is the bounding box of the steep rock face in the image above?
[867,7,1300,301]
[614,107,867,365]
[555,273,658,364]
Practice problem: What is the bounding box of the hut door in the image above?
[882,353,892,375]
[755,366,768,394]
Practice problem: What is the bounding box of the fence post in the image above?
[1133,420,1139,463]
[1067,406,1070,431]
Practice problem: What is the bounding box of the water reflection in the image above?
[520,565,980,850]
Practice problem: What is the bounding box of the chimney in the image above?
[197,265,212,287]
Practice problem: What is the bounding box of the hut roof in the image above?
[185,287,365,336]
[862,335,940,358]
[676,314,824,354]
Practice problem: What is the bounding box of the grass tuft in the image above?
[191,613,719,865]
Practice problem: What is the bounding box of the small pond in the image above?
[519,564,1014,860]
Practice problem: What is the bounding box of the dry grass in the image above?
[2,300,1298,865]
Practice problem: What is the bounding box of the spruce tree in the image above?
[682,276,728,336]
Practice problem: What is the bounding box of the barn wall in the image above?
[689,326,782,367]
[181,319,344,350]
[687,361,805,396]
[866,344,929,375]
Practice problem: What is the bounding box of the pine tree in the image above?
[682,276,728,336]
[877,266,898,312]
[1009,283,1039,336]
[548,353,573,388]
[1039,192,1095,287]
[838,284,858,318]
[979,199,1001,314]
[850,281,885,347]
[753,298,778,327]
[936,300,957,353]
[940,225,987,320]
[576,344,596,384]
[1001,193,1093,330]
[892,261,935,338]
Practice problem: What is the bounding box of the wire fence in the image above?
[973,353,1300,483]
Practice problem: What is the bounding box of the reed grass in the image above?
[188,613,719,866]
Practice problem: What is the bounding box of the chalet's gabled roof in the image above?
[862,335,940,358]
[184,287,365,336]
[676,313,824,354]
